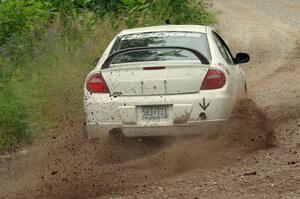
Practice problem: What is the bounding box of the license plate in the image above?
[141,106,169,120]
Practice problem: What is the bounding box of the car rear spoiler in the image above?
[101,46,210,69]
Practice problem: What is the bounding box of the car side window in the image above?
[212,32,235,64]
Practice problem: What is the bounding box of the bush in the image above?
[149,0,215,25]
[93,0,216,28]
[0,0,50,51]
[0,88,29,150]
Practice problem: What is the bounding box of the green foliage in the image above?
[0,0,50,48]
[108,0,215,28]
[0,0,215,150]
[0,88,29,149]
[149,0,215,25]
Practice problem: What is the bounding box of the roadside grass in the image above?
[0,0,215,151]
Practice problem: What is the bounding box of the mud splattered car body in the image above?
[84,25,249,138]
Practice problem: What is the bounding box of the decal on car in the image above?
[121,32,204,40]
[199,98,210,111]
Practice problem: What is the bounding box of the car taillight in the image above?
[201,69,226,90]
[86,73,109,93]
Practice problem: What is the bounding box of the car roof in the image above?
[118,25,211,36]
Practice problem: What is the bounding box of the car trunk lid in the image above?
[102,60,209,96]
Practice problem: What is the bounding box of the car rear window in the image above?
[110,31,211,64]
[110,48,201,64]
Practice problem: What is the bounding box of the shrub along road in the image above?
[0,0,299,198]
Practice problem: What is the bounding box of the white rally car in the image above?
[84,25,249,138]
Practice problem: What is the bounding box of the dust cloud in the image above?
[10,99,275,199]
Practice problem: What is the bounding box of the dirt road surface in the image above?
[0,0,300,198]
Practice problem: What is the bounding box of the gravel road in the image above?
[0,0,299,198]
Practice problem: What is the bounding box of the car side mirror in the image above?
[235,53,250,64]
[93,57,100,66]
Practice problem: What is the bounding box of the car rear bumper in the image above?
[85,119,226,138]
[84,90,235,138]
